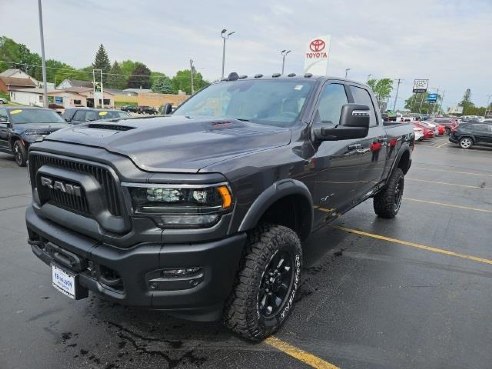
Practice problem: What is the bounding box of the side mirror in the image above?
[162,103,173,115]
[313,104,370,141]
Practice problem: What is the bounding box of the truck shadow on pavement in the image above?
[57,226,349,369]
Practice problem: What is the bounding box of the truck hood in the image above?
[44,116,292,172]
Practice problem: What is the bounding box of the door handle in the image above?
[348,143,362,150]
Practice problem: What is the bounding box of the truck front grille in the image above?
[29,153,122,216]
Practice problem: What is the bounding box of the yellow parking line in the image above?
[266,336,340,369]
[407,178,490,190]
[412,166,492,177]
[333,226,492,266]
[405,198,492,213]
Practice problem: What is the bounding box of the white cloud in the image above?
[1,0,491,108]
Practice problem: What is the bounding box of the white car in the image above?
[413,126,424,141]
[0,97,8,104]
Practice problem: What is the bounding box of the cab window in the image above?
[316,83,348,125]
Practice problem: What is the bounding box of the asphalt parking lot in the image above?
[1,136,491,369]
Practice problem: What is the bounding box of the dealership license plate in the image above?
[51,264,76,299]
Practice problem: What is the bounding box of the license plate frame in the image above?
[51,263,78,299]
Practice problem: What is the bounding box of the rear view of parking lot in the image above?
[1,135,491,369]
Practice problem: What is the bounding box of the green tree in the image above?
[120,60,137,80]
[152,75,173,93]
[171,69,209,95]
[92,44,111,83]
[127,63,151,89]
[404,92,442,114]
[106,61,126,89]
[55,66,88,84]
[367,78,394,107]
[458,89,475,115]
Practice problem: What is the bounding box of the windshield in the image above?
[8,109,65,124]
[174,79,315,126]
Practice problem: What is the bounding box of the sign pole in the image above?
[38,0,48,108]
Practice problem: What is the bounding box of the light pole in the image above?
[345,68,351,78]
[281,50,291,75]
[393,78,402,112]
[221,29,235,79]
[38,0,48,107]
[190,59,196,95]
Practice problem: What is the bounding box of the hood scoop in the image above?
[87,123,135,131]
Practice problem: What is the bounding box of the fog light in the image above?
[161,267,201,278]
[157,214,219,227]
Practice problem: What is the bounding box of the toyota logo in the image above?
[310,39,325,52]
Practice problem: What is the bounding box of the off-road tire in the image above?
[224,224,302,342]
[13,140,27,167]
[373,168,404,219]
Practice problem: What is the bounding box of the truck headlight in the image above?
[125,184,232,228]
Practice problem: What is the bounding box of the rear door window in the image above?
[72,110,86,122]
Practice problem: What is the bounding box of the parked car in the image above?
[413,121,435,139]
[412,124,424,141]
[26,74,414,341]
[432,118,458,135]
[137,105,158,115]
[0,97,8,104]
[62,108,130,124]
[449,121,492,149]
[120,105,139,113]
[0,107,69,166]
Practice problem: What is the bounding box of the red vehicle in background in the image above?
[432,117,459,135]
[413,121,435,139]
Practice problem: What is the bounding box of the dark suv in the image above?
[449,121,492,149]
[62,108,130,124]
[0,107,68,166]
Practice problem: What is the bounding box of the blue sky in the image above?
[1,0,491,109]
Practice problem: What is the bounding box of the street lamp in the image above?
[221,29,235,79]
[345,68,351,78]
[281,50,291,75]
[38,0,48,107]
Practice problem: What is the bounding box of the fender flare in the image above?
[389,144,411,176]
[238,179,313,237]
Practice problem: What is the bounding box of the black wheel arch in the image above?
[238,179,313,241]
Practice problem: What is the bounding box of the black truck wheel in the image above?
[373,168,404,219]
[224,224,302,341]
[13,140,27,167]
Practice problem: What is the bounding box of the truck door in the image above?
[347,85,389,198]
[0,108,9,150]
[311,82,366,225]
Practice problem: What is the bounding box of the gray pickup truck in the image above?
[26,73,414,341]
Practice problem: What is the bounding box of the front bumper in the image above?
[26,206,246,321]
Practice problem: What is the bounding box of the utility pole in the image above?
[438,90,445,116]
[190,59,195,95]
[345,68,351,78]
[393,78,402,112]
[281,50,291,75]
[221,29,235,79]
[38,0,48,107]
[485,95,492,117]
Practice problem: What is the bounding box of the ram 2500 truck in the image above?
[26,73,414,341]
